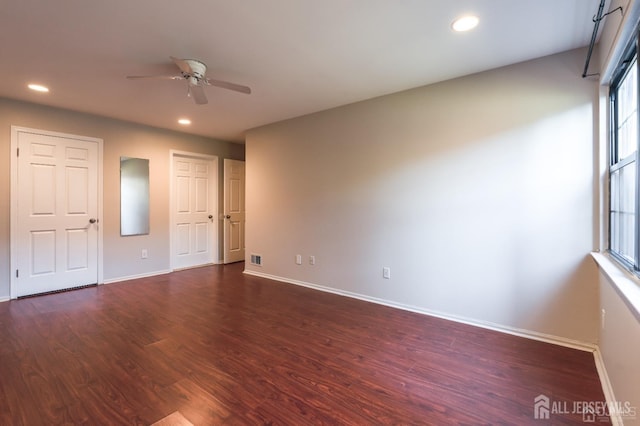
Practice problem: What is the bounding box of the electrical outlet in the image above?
[296,254,302,265]
[141,249,148,259]
[383,267,391,279]
[309,255,315,265]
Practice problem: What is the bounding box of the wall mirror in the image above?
[120,157,150,236]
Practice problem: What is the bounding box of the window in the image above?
[610,39,639,270]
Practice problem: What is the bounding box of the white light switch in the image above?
[383,267,390,279]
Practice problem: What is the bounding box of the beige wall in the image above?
[0,98,244,298]
[599,270,640,424]
[246,48,600,344]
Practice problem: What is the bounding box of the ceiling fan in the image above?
[127,56,251,105]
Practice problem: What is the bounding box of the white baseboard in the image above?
[243,270,597,352]
[593,349,624,426]
[102,269,172,285]
[0,296,10,303]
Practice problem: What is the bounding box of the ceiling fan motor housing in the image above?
[185,59,207,80]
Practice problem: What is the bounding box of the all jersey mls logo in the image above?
[534,394,550,420]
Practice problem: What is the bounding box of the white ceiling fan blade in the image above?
[170,56,193,75]
[126,75,182,80]
[188,83,208,105]
[204,77,251,94]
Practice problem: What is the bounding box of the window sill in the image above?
[591,252,640,322]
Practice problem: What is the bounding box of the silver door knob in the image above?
[89,218,97,224]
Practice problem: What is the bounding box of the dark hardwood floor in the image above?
[0,263,606,425]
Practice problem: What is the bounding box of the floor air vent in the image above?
[250,254,262,266]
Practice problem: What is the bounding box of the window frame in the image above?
[609,29,640,272]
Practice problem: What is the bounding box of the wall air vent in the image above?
[250,254,262,266]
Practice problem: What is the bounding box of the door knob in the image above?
[89,218,97,224]
[225,215,231,219]
[208,215,213,219]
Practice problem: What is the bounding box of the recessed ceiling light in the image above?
[452,15,479,32]
[27,83,49,93]
[178,118,191,125]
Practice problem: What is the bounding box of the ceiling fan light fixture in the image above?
[28,83,49,93]
[452,15,479,32]
[178,118,191,125]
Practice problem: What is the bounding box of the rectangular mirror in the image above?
[120,157,150,236]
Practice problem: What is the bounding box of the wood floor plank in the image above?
[0,262,607,424]
[156,379,231,425]
[151,411,193,426]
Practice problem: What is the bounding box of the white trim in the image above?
[0,297,10,303]
[243,270,597,352]
[601,0,640,85]
[10,126,104,299]
[591,252,640,321]
[97,133,104,286]
[169,150,219,271]
[102,269,171,285]
[593,348,624,426]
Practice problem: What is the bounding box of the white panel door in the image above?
[172,155,216,269]
[223,159,245,264]
[16,131,99,297]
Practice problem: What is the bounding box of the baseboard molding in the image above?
[243,270,597,353]
[0,296,10,303]
[593,349,624,426]
[102,269,172,285]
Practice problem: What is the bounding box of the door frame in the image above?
[169,150,219,270]
[10,126,104,299]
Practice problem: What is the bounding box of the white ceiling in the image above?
[0,0,602,142]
